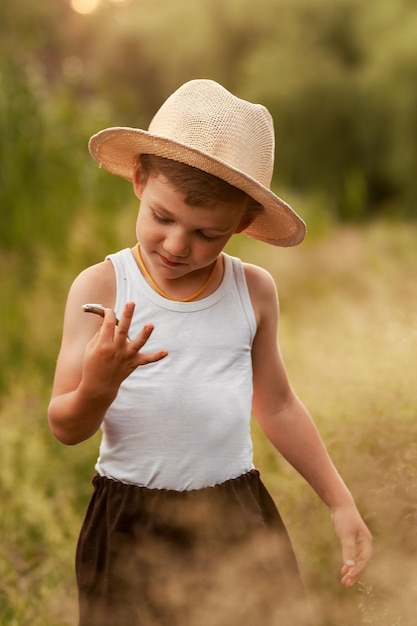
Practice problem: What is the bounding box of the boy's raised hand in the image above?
[49,301,168,445]
[83,301,168,392]
[331,504,373,587]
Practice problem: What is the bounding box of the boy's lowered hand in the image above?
[331,504,373,587]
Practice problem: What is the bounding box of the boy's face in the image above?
[134,172,250,282]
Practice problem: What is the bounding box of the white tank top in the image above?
[95,249,256,490]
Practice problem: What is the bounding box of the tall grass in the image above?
[1,220,417,625]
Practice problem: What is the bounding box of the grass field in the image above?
[1,220,417,625]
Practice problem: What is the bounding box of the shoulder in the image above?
[68,259,116,308]
[242,262,278,327]
[243,263,278,329]
[58,258,117,353]
[62,259,117,335]
[243,262,277,294]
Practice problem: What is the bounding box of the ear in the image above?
[132,165,144,199]
[234,215,255,234]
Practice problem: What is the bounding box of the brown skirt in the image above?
[76,470,310,626]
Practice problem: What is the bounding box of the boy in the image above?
[49,79,372,625]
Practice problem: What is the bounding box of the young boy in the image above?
[48,79,372,625]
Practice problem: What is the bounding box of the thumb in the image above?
[341,538,357,568]
[340,537,358,587]
[331,509,356,564]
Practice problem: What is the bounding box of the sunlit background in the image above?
[71,0,131,13]
[1,0,417,624]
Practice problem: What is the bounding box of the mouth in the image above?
[158,253,185,268]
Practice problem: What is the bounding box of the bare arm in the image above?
[245,263,372,587]
[48,259,167,445]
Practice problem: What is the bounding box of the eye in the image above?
[151,211,172,225]
[196,231,219,242]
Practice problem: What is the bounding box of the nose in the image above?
[163,228,190,258]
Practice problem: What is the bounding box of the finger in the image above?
[131,323,156,350]
[340,534,372,587]
[338,526,358,568]
[100,307,118,338]
[136,349,169,366]
[341,571,356,587]
[115,302,135,342]
[129,323,168,361]
[340,559,356,586]
[353,534,373,576]
[135,324,168,359]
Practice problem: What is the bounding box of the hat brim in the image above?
[89,127,306,247]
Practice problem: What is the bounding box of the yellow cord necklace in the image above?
[135,244,217,302]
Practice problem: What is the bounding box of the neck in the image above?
[135,245,218,302]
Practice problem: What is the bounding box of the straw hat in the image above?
[88,79,306,247]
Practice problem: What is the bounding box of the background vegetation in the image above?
[1,0,416,623]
